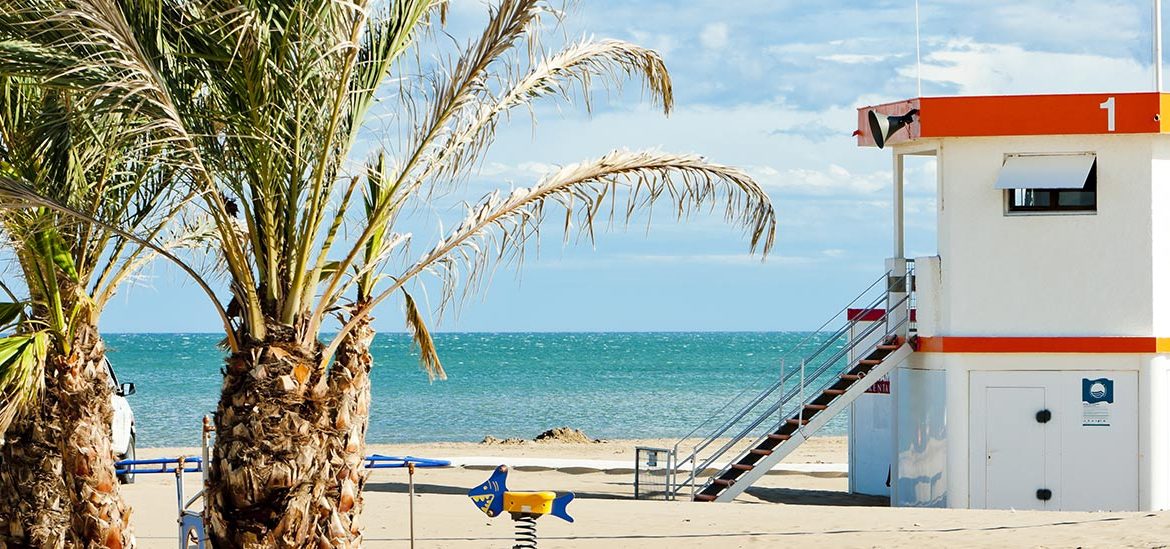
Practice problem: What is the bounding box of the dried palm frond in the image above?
[308,0,552,336]
[310,2,674,335]
[423,38,673,193]
[322,150,776,363]
[401,288,444,380]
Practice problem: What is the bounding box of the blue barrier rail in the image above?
[364,454,451,469]
[115,454,451,475]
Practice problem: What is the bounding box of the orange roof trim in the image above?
[914,336,1170,354]
[856,92,1170,148]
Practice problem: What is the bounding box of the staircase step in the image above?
[877,344,899,351]
[859,359,882,366]
[841,373,864,381]
[749,448,773,456]
[731,464,754,471]
[694,494,718,502]
[767,433,791,441]
[712,478,735,487]
[823,389,846,396]
[803,404,828,411]
[785,418,811,426]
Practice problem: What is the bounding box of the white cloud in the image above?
[700,23,730,51]
[818,53,891,65]
[750,164,889,197]
[624,253,801,265]
[628,30,676,56]
[907,38,1151,95]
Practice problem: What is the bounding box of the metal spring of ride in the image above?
[512,515,538,549]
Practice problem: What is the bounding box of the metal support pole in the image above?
[408,462,416,549]
[1157,0,1164,92]
[893,153,905,259]
[915,0,922,97]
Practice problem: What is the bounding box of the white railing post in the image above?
[887,257,910,339]
[779,359,786,430]
[799,357,806,426]
[683,456,692,498]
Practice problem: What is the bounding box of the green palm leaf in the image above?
[0,331,48,433]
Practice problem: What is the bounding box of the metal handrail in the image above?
[673,302,886,482]
[731,299,913,479]
[687,294,911,498]
[683,291,902,491]
[668,267,911,497]
[671,269,895,455]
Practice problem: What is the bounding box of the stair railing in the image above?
[687,291,907,498]
[665,265,913,500]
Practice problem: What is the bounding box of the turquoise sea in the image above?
[104,332,848,448]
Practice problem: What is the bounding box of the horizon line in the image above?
[100,329,826,335]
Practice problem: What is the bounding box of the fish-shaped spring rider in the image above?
[468,465,574,548]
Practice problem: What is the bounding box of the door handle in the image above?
[1035,409,1052,423]
[1036,488,1052,501]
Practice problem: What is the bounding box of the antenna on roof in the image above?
[1156,1,1164,92]
[915,0,922,97]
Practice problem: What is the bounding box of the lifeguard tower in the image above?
[636,91,1170,513]
[852,92,1170,512]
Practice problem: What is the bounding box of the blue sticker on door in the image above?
[1082,378,1114,426]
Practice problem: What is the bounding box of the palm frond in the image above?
[0,0,264,342]
[0,330,48,434]
[311,1,655,333]
[422,150,774,309]
[422,38,674,194]
[0,173,238,347]
[321,149,776,362]
[311,0,549,331]
[401,288,444,381]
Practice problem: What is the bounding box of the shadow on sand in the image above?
[744,486,890,507]
[363,480,630,501]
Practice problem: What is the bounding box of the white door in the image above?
[984,386,1048,510]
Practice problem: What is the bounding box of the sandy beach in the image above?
[122,436,1170,548]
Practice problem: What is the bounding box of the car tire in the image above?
[117,434,136,485]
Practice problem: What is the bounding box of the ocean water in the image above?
[103,332,851,448]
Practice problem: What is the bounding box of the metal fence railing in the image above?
[634,446,675,500]
[640,258,915,501]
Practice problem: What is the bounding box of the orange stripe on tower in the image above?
[857,92,1170,148]
[915,336,1170,353]
[918,93,1163,137]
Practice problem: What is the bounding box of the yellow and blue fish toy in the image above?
[468,464,575,522]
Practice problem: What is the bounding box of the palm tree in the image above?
[0,76,210,545]
[0,0,776,545]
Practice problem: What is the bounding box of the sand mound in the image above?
[533,427,598,444]
[481,436,527,445]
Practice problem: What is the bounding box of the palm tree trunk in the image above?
[324,315,374,542]
[49,323,135,548]
[205,329,345,547]
[0,403,71,548]
[207,318,376,548]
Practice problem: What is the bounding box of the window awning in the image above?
[994,154,1096,190]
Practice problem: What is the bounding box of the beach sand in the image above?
[125,436,1170,548]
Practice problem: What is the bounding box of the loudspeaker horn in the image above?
[867,108,920,149]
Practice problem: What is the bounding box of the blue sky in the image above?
[97,0,1163,332]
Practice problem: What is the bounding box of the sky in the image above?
[96,0,1163,333]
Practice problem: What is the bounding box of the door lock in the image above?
[1036,488,1052,501]
[1035,409,1052,423]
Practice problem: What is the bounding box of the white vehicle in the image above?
[105,359,137,484]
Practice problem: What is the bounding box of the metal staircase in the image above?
[641,263,914,502]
